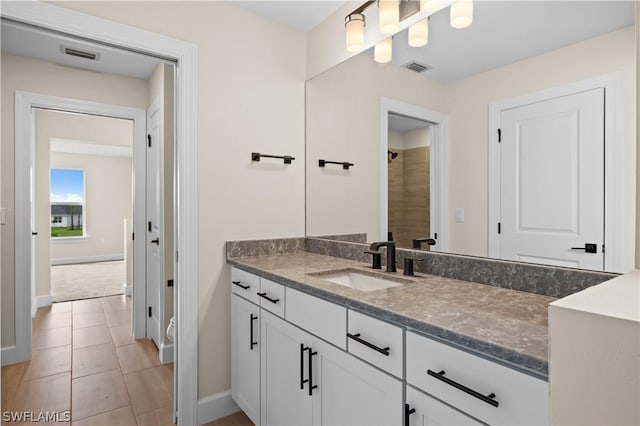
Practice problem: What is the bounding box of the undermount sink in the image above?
[308,268,411,292]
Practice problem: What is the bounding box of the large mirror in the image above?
[306,1,636,273]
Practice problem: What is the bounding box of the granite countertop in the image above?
[228,250,555,379]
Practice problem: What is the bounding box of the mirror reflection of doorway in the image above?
[387,113,434,250]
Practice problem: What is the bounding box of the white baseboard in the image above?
[159,342,174,364]
[122,283,132,296]
[32,294,54,318]
[1,346,18,366]
[197,391,239,425]
[51,253,124,265]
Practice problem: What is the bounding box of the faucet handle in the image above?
[364,250,382,270]
[403,256,425,276]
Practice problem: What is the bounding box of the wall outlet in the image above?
[455,208,465,223]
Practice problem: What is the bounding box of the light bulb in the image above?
[408,18,429,47]
[379,0,400,35]
[450,0,473,29]
[374,37,393,63]
[345,13,366,52]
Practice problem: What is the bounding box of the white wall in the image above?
[306,53,446,240]
[52,1,306,399]
[1,53,148,347]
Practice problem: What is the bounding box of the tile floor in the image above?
[1,295,174,425]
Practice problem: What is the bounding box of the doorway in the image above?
[3,3,198,423]
[380,97,449,252]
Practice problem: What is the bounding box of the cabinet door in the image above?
[313,338,402,426]
[231,295,260,425]
[406,386,482,426]
[261,310,314,426]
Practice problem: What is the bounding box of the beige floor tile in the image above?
[109,324,135,347]
[116,340,161,374]
[71,369,130,421]
[36,311,72,330]
[2,362,26,408]
[104,308,131,328]
[23,346,71,381]
[72,405,137,426]
[51,302,73,313]
[72,298,104,313]
[101,295,131,312]
[72,311,106,329]
[72,343,119,379]
[124,365,172,415]
[135,405,175,426]
[203,411,254,426]
[33,326,72,350]
[72,324,112,349]
[9,372,70,414]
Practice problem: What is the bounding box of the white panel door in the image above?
[500,88,605,270]
[231,295,260,425]
[261,310,313,426]
[146,100,162,347]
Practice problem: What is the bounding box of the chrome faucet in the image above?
[369,241,396,272]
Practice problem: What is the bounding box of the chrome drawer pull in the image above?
[347,333,390,356]
[427,369,499,407]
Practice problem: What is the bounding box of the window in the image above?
[50,169,85,238]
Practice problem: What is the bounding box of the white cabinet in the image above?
[260,309,402,426]
[314,337,402,425]
[260,309,314,426]
[406,385,482,426]
[231,294,260,425]
[406,331,548,426]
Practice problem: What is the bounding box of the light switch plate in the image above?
[455,208,465,223]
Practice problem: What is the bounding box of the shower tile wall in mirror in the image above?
[305,1,636,273]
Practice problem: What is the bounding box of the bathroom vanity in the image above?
[227,244,560,425]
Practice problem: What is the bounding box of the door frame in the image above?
[15,92,147,339]
[2,2,199,424]
[487,73,622,272]
[380,97,450,252]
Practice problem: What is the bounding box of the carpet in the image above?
[51,261,125,302]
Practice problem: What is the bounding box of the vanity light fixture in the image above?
[374,37,393,63]
[450,0,473,29]
[379,0,400,35]
[408,17,429,47]
[420,0,444,13]
[345,13,366,52]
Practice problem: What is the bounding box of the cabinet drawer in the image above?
[285,287,346,349]
[231,268,260,304]
[347,310,403,378]
[406,331,549,425]
[258,278,285,317]
[406,385,482,426]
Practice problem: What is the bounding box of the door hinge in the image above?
[602,244,605,253]
[497,128,502,143]
[498,222,501,234]
[132,232,135,240]
[148,221,152,232]
[148,306,152,317]
[176,251,179,262]
[147,134,151,147]
[434,233,438,239]
[168,279,174,287]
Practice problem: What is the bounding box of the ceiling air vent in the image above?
[62,47,98,61]
[404,61,431,73]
